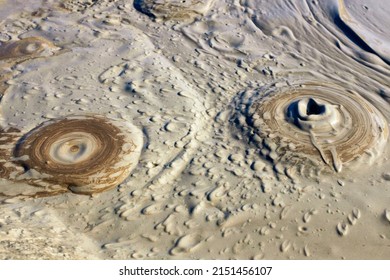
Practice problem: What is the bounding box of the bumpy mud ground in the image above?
[0,0,390,259]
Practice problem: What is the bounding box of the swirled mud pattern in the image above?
[0,115,142,197]
[134,0,215,20]
[233,82,388,173]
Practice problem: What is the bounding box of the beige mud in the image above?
[0,0,390,260]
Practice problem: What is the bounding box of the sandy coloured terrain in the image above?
[0,0,390,259]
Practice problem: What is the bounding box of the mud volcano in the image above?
[0,37,56,62]
[233,82,389,173]
[134,0,215,20]
[10,115,143,196]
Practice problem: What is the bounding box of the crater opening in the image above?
[306,98,325,116]
[70,145,80,153]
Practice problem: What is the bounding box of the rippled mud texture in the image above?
[233,82,388,173]
[134,0,215,20]
[1,115,142,197]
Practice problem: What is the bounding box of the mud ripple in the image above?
[232,82,388,173]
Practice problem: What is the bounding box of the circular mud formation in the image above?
[232,82,389,174]
[0,37,56,62]
[134,0,215,20]
[11,115,143,195]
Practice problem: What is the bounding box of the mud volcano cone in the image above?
[13,115,143,195]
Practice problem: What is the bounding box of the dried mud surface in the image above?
[0,0,390,260]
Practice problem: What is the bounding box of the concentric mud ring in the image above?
[232,82,388,173]
[13,115,143,195]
